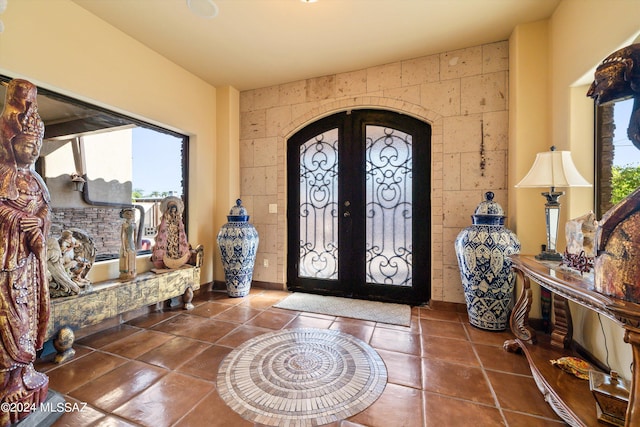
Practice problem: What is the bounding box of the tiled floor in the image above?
[36,288,567,427]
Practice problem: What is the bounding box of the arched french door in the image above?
[287,110,431,305]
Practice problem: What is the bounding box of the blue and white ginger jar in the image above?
[217,199,259,297]
[455,192,520,331]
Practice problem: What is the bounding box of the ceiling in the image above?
[72,0,561,91]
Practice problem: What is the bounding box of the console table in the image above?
[504,254,640,427]
[45,265,200,363]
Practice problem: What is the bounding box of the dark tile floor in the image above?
[36,288,566,426]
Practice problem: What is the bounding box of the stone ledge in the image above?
[46,265,201,341]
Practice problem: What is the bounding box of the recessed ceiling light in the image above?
[300,0,318,3]
[187,0,218,18]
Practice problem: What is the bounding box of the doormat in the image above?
[217,328,387,427]
[273,293,411,327]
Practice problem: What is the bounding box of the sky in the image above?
[131,127,184,196]
[612,98,640,167]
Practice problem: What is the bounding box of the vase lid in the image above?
[227,199,249,222]
[471,192,505,225]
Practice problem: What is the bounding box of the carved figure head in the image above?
[0,79,46,200]
[587,44,640,105]
[120,208,135,220]
[160,196,184,217]
[588,44,640,149]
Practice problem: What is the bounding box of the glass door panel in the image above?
[365,126,413,286]
[298,130,339,280]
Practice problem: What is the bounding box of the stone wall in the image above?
[51,208,122,258]
[239,41,510,303]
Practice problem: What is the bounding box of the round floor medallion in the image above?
[217,328,387,426]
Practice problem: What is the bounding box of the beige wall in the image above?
[508,20,550,257]
[508,21,550,324]
[0,0,219,283]
[239,41,511,304]
[215,86,241,278]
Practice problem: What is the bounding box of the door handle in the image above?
[343,200,351,217]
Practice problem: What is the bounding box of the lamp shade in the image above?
[516,149,591,188]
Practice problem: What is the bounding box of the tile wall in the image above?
[239,41,509,304]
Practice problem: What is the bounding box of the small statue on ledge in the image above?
[47,228,95,298]
[0,79,50,426]
[60,229,94,285]
[47,236,81,297]
[119,208,137,280]
[151,196,191,270]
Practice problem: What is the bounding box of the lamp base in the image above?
[536,250,563,262]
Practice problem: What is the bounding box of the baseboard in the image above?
[211,280,285,291]
[428,300,467,313]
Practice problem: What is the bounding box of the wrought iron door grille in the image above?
[365,126,412,286]
[298,130,339,280]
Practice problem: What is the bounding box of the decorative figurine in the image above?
[47,228,94,297]
[119,208,137,280]
[217,199,259,297]
[151,196,191,270]
[455,192,521,331]
[0,79,51,426]
[59,229,93,286]
[47,236,81,297]
[562,211,597,274]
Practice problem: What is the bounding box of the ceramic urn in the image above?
[217,199,260,297]
[454,192,520,331]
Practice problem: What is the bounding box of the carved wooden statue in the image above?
[151,196,191,269]
[588,44,640,303]
[60,229,94,285]
[119,208,137,280]
[0,79,51,426]
[47,228,95,297]
[47,236,81,297]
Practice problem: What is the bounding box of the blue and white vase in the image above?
[455,192,520,331]
[217,199,259,297]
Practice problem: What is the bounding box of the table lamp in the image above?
[515,146,592,261]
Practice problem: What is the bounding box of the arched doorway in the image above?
[287,109,431,305]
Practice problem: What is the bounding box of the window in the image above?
[0,75,189,262]
[595,98,640,218]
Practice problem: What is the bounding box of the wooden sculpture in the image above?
[0,79,51,426]
[588,44,640,303]
[151,196,191,270]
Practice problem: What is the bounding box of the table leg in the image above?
[550,294,573,349]
[507,266,536,345]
